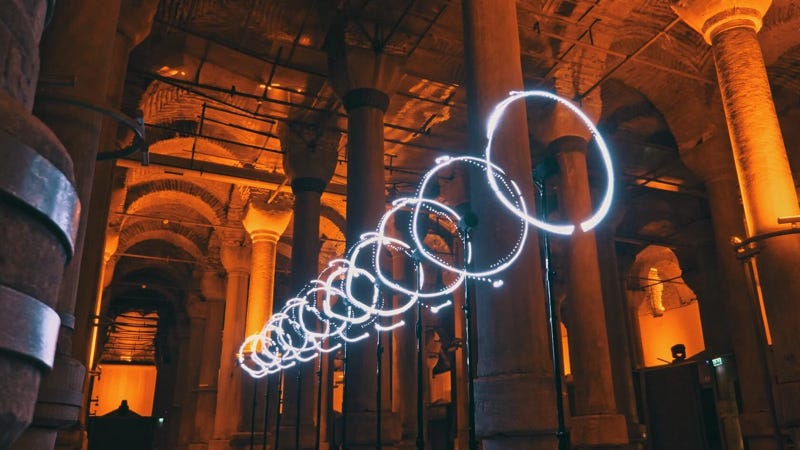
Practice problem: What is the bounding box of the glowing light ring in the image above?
[485,90,615,234]
[238,91,615,379]
[409,156,528,279]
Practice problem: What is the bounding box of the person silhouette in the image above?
[671,343,687,363]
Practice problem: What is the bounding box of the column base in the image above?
[569,414,628,448]
[474,372,557,439]
[8,427,57,450]
[775,380,800,426]
[344,410,401,448]
[207,439,232,450]
[482,435,558,450]
[278,424,317,449]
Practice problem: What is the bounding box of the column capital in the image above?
[547,135,589,156]
[670,0,772,44]
[103,228,121,264]
[186,294,207,320]
[679,132,739,184]
[219,242,250,274]
[200,270,226,302]
[117,0,158,47]
[326,19,404,103]
[534,102,598,147]
[282,125,340,186]
[242,197,293,243]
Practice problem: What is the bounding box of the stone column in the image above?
[239,196,291,446]
[13,0,122,448]
[210,236,251,449]
[595,224,645,446]
[192,268,226,449]
[280,127,339,448]
[327,19,404,449]
[671,0,800,433]
[680,133,780,449]
[242,198,292,338]
[462,1,558,448]
[389,213,421,450]
[0,2,77,447]
[177,293,209,449]
[70,0,157,385]
[548,131,627,447]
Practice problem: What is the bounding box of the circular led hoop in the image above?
[485,90,615,234]
[238,90,615,379]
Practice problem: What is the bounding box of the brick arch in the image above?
[126,179,226,225]
[118,221,207,261]
[320,203,346,238]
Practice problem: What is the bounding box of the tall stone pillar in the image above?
[389,213,422,450]
[595,224,645,446]
[461,1,558,448]
[70,0,157,389]
[547,131,627,447]
[0,1,78,447]
[13,0,122,448]
[239,196,292,446]
[680,133,780,449]
[242,198,293,338]
[177,293,209,449]
[327,19,404,449]
[210,237,251,449]
[671,0,800,434]
[280,127,339,448]
[192,268,226,449]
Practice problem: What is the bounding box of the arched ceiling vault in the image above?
[105,0,800,345]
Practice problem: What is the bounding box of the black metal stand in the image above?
[376,321,384,450]
[534,178,569,450]
[295,366,303,450]
[315,355,323,450]
[262,377,271,450]
[415,267,425,450]
[341,342,349,450]
[250,379,258,450]
[459,221,478,450]
[275,370,285,450]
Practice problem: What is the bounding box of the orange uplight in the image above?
[92,364,157,416]
[638,302,705,366]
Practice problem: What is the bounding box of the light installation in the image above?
[237,90,614,378]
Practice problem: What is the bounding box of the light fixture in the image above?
[237,90,616,378]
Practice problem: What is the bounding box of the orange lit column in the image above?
[191,268,226,449]
[280,128,338,448]
[239,198,292,444]
[242,199,292,339]
[548,133,628,447]
[671,0,800,431]
[462,1,558,449]
[13,0,123,448]
[327,20,404,449]
[210,237,251,449]
[680,134,780,449]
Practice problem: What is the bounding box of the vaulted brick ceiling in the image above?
[101,0,800,362]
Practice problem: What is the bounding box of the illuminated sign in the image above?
[238,91,614,378]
